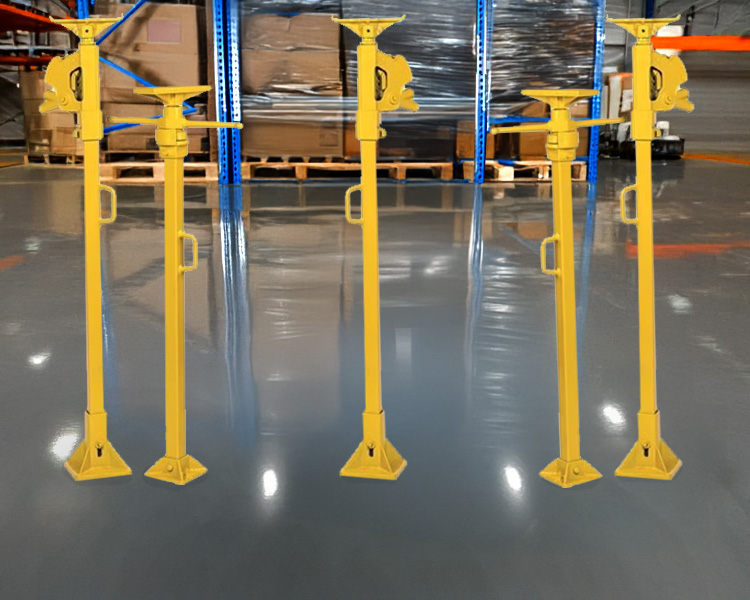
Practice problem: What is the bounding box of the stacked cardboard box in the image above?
[100,3,207,153]
[19,70,82,156]
[240,13,341,96]
[240,12,343,157]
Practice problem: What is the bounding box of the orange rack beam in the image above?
[0,3,68,33]
[652,35,750,52]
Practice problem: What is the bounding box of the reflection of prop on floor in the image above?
[626,240,750,259]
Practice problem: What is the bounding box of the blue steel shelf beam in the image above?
[212,0,242,185]
[99,56,196,134]
[473,0,493,184]
[586,0,607,183]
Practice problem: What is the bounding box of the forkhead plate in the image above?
[607,16,680,39]
[522,89,598,110]
[333,16,405,40]
[50,17,121,41]
[134,85,212,107]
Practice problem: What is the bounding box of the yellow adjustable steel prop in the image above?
[43,18,132,481]
[110,86,242,485]
[609,17,693,480]
[492,90,621,488]
[333,16,417,480]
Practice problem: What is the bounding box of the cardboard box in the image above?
[242,13,339,51]
[101,53,202,104]
[101,3,203,103]
[19,69,47,101]
[50,127,84,155]
[103,102,207,153]
[518,101,548,158]
[606,73,633,120]
[455,120,496,160]
[241,48,342,96]
[103,3,200,56]
[20,71,81,155]
[242,117,343,157]
[570,100,590,158]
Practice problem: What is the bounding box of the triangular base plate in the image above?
[340,439,406,481]
[615,439,682,480]
[65,440,132,481]
[540,457,602,489]
[145,455,207,486]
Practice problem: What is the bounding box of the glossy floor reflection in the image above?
[0,159,749,599]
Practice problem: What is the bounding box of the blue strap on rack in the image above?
[587,0,606,183]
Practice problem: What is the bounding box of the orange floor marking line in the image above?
[626,241,750,259]
[0,255,24,271]
[684,154,750,166]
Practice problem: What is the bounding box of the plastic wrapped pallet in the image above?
[490,0,597,103]
[339,0,475,100]
[239,0,599,162]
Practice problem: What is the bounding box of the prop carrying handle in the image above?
[540,234,560,276]
[178,231,199,273]
[620,184,639,225]
[345,184,364,226]
[98,184,117,225]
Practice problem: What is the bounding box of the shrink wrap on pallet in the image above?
[238,0,598,161]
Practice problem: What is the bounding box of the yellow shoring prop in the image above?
[333,17,418,480]
[492,90,621,488]
[43,18,132,480]
[609,17,693,480]
[110,86,242,485]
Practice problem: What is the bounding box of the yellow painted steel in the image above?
[491,90,621,488]
[43,18,132,480]
[609,17,693,480]
[110,86,241,485]
[333,17,417,480]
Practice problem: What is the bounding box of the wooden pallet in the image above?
[242,159,454,181]
[100,161,218,183]
[25,153,83,166]
[101,150,209,163]
[462,160,587,182]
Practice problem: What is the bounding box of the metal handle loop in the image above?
[620,184,639,225]
[345,184,364,226]
[179,231,199,273]
[540,234,560,276]
[99,184,117,225]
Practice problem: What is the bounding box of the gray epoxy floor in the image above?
[0,159,748,599]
